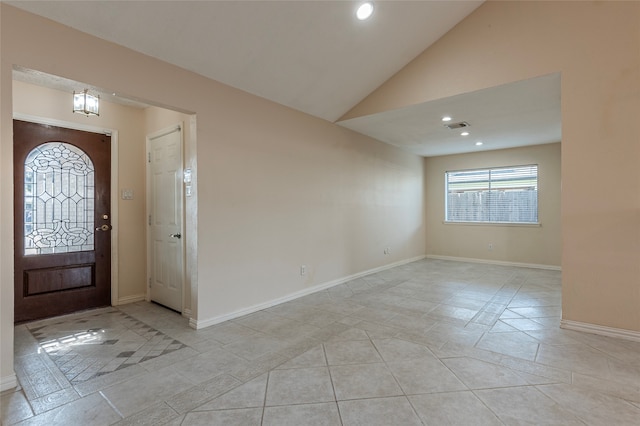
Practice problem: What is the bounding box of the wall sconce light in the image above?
[73,89,100,116]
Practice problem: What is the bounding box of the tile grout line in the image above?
[259,369,271,425]
[469,388,508,425]
[322,343,344,426]
[99,390,124,419]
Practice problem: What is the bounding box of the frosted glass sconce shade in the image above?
[73,89,100,116]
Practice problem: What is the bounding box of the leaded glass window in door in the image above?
[24,142,95,255]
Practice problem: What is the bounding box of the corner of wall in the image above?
[0,373,18,392]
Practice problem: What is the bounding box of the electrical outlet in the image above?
[300,265,306,276]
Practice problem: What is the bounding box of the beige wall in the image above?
[346,1,640,332]
[425,143,561,267]
[0,5,426,385]
[0,2,9,390]
[202,106,425,317]
[12,81,148,302]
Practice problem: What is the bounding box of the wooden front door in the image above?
[14,120,112,323]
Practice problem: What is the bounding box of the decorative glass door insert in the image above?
[24,142,95,255]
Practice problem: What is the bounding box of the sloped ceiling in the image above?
[8,1,560,157]
[7,0,483,122]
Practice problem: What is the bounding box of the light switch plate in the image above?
[121,189,134,200]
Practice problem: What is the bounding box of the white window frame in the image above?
[444,164,539,225]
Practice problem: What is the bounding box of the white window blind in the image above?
[445,165,538,224]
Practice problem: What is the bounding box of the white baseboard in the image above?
[190,255,427,330]
[560,319,640,342]
[1,373,18,392]
[116,294,146,306]
[426,254,561,271]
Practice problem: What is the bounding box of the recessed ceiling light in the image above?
[442,116,452,122]
[475,141,483,146]
[356,2,374,20]
[461,131,470,136]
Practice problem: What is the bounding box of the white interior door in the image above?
[148,125,183,312]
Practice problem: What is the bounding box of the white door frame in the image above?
[145,123,185,313]
[12,113,120,306]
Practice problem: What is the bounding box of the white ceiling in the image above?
[7,0,483,122]
[8,1,561,157]
[338,73,562,157]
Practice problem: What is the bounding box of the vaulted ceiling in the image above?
[8,1,561,156]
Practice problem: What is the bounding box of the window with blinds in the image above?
[445,165,538,224]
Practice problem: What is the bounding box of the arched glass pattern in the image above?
[24,142,95,255]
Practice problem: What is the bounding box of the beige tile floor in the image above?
[2,259,639,425]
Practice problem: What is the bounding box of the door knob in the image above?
[169,233,182,239]
[95,224,112,231]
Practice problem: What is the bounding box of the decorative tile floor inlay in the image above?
[26,308,187,384]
